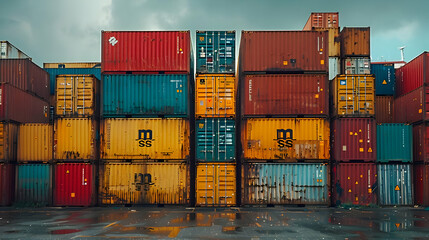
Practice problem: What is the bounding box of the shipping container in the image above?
[377,124,412,163]
[372,61,406,69]
[55,74,99,118]
[329,57,340,80]
[242,163,329,205]
[375,96,394,123]
[1,41,31,59]
[196,119,235,162]
[332,163,377,206]
[378,164,413,206]
[0,163,14,206]
[239,31,328,73]
[101,31,192,73]
[99,162,189,205]
[371,63,396,95]
[310,28,340,57]
[241,118,330,161]
[303,12,339,30]
[195,74,235,118]
[16,164,51,206]
[196,163,236,206]
[101,118,189,160]
[343,57,370,74]
[414,164,429,206]
[196,31,235,74]
[53,163,95,206]
[330,75,375,117]
[17,124,52,162]
[393,85,429,124]
[413,122,429,164]
[0,84,50,123]
[241,74,328,117]
[54,118,98,161]
[102,74,190,118]
[332,118,376,162]
[0,122,18,162]
[340,27,370,57]
[395,52,429,97]
[44,62,101,69]
[44,68,101,95]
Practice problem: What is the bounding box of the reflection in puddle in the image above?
[51,229,81,235]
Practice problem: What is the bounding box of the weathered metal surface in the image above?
[196,31,235,73]
[377,124,412,163]
[395,52,429,97]
[371,63,396,96]
[16,164,51,206]
[378,164,413,206]
[0,122,18,162]
[375,96,394,123]
[17,124,53,162]
[340,27,370,57]
[303,12,339,30]
[393,85,429,124]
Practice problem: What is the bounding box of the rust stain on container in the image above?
[17,123,53,162]
[340,27,370,57]
[375,96,394,123]
[0,122,18,162]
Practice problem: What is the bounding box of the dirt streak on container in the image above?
[340,27,370,57]
[414,164,429,206]
[99,162,189,205]
[239,31,328,73]
[375,96,394,123]
[242,163,329,205]
[101,118,189,160]
[53,163,95,206]
[395,52,429,97]
[377,124,412,163]
[16,164,51,206]
[0,122,18,162]
[241,118,330,161]
[196,31,235,74]
[303,12,339,30]
[309,27,340,57]
[0,163,15,206]
[378,164,413,206]
[1,41,31,59]
[393,85,429,124]
[196,163,236,206]
[342,57,370,74]
[101,31,191,73]
[329,57,340,80]
[241,74,328,117]
[371,63,396,96]
[413,122,429,164]
[17,124,52,162]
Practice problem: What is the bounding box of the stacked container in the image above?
[195,31,236,207]
[99,31,192,206]
[239,30,330,206]
[371,62,396,123]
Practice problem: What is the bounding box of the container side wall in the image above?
[196,31,235,74]
[377,124,412,163]
[17,124,53,162]
[16,164,51,206]
[378,164,413,206]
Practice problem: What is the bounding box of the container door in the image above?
[337,76,356,115]
[217,164,236,206]
[355,76,374,115]
[196,120,216,161]
[216,76,235,116]
[196,76,216,116]
[56,76,74,116]
[76,76,94,116]
[196,164,216,205]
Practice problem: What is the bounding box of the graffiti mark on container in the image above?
[133,173,154,191]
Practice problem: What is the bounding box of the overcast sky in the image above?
[1,0,428,66]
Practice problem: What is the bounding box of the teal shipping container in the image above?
[196,118,235,162]
[102,74,190,117]
[44,68,101,95]
[196,31,235,74]
[371,63,395,96]
[378,164,413,206]
[377,124,412,163]
[16,164,51,206]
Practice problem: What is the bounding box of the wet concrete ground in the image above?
[0,206,429,239]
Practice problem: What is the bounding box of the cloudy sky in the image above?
[1,0,428,66]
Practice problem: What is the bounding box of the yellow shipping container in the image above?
[195,74,235,118]
[242,118,330,161]
[99,162,189,205]
[0,122,18,162]
[196,163,236,206]
[43,62,100,68]
[17,123,53,162]
[54,118,98,160]
[331,75,375,117]
[101,118,189,160]
[312,27,340,57]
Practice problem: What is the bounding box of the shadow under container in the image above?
[15,164,51,206]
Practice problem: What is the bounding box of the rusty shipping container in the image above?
[53,163,95,206]
[395,52,429,97]
[332,118,376,162]
[394,85,429,124]
[303,12,339,30]
[0,163,14,206]
[413,122,429,164]
[241,74,328,117]
[1,41,31,59]
[101,31,192,73]
[310,27,340,57]
[343,57,371,75]
[330,75,375,117]
[16,164,51,206]
[241,118,330,161]
[414,164,429,206]
[375,96,394,123]
[340,27,370,57]
[101,118,189,160]
[239,31,328,73]
[17,124,52,162]
[0,122,18,162]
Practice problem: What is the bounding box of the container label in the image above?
[340,80,346,85]
[108,36,118,46]
[136,129,154,147]
[248,79,252,101]
[275,129,294,148]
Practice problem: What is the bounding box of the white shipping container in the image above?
[0,41,31,59]
[329,57,340,80]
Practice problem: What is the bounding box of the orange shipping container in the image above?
[303,12,339,30]
[17,124,53,162]
[0,122,18,162]
[340,27,370,57]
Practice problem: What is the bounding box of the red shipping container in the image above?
[0,163,15,206]
[303,12,339,30]
[0,84,50,123]
[54,163,95,206]
[239,31,328,73]
[0,59,50,101]
[332,118,376,162]
[241,74,328,116]
[413,122,429,164]
[333,163,377,205]
[414,164,429,206]
[394,85,429,124]
[395,52,429,97]
[101,31,191,73]
[375,96,394,123]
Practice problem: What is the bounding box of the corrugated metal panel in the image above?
[16,164,51,206]
[241,74,328,117]
[0,122,18,162]
[329,57,340,80]
[311,28,340,57]
[377,124,412,163]
[332,118,376,162]
[99,162,189,205]
[375,96,394,123]
[196,31,235,74]
[43,62,100,69]
[303,12,339,30]
[17,124,53,162]
[196,163,236,206]
[195,74,235,118]
[414,164,429,206]
[331,75,375,117]
[0,163,15,206]
[395,52,429,97]
[102,74,189,118]
[343,57,370,74]
[393,85,429,124]
[241,118,330,161]
[371,63,396,96]
[239,31,328,73]
[101,118,189,160]
[340,27,370,57]
[1,41,30,59]
[242,163,329,205]
[101,31,191,73]
[413,122,429,164]
[196,119,235,162]
[54,118,98,160]
[378,164,413,206]
[44,68,101,95]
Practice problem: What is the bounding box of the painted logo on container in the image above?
[274,129,294,148]
[109,36,118,46]
[133,173,154,191]
[136,129,154,147]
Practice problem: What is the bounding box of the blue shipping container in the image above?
[44,68,101,95]
[371,63,395,95]
[196,118,235,162]
[102,74,189,117]
[377,124,412,163]
[16,164,51,206]
[196,31,235,74]
[378,164,413,206]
